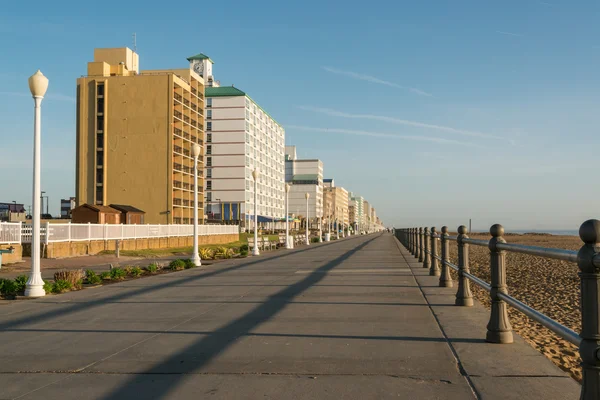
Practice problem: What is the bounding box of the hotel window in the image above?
[96,134,104,149]
[206,192,212,202]
[207,122,212,131]
[96,151,104,166]
[206,145,212,155]
[206,181,212,190]
[207,98,212,107]
[207,169,212,178]
[207,110,212,119]
[245,121,249,131]
[207,133,212,143]
[206,157,212,167]
[97,84,105,96]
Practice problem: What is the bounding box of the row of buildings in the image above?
[73,47,384,231]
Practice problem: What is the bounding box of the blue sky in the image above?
[1,0,599,231]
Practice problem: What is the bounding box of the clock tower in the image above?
[187,53,217,86]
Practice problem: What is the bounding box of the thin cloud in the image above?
[322,66,433,97]
[297,106,504,140]
[496,30,524,37]
[0,91,75,102]
[287,125,486,148]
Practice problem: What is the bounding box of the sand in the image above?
[442,233,583,382]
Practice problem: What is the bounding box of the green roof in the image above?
[292,174,319,182]
[205,86,282,127]
[205,86,246,97]
[187,53,214,63]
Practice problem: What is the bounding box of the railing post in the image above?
[418,227,424,262]
[439,226,452,287]
[416,227,421,260]
[408,228,412,252]
[423,227,430,269]
[577,219,600,399]
[44,221,50,245]
[455,225,473,306]
[411,228,415,255]
[486,224,513,344]
[429,227,440,276]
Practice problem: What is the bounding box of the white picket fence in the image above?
[1,222,238,244]
[0,222,22,244]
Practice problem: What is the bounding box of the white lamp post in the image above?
[252,169,260,256]
[191,143,201,266]
[336,207,340,240]
[285,183,292,249]
[305,192,310,245]
[25,70,48,297]
[318,214,322,243]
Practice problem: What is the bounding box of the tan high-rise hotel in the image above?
[76,48,205,224]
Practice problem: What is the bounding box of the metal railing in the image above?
[16,223,238,244]
[395,222,600,399]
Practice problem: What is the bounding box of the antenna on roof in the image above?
[132,33,137,52]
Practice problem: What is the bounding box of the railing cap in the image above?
[490,224,504,237]
[441,226,448,234]
[579,219,600,244]
[458,225,468,235]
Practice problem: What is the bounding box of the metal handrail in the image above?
[394,222,600,399]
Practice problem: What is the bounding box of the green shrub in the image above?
[52,279,72,294]
[14,275,28,293]
[145,263,159,274]
[86,270,102,285]
[169,259,186,271]
[199,248,213,260]
[240,250,248,257]
[110,267,126,280]
[100,271,111,280]
[124,266,134,275]
[221,248,233,259]
[240,244,249,252]
[0,278,17,296]
[183,259,195,269]
[43,280,53,294]
[311,237,320,243]
[129,266,143,277]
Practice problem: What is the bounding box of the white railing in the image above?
[0,222,22,244]
[18,223,238,244]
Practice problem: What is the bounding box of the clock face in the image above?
[194,61,204,75]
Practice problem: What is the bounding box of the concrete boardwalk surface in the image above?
[0,233,580,399]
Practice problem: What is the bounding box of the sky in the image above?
[0,0,598,231]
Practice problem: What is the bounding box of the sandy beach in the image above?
[443,233,582,381]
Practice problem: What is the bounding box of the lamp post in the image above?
[318,213,322,243]
[252,169,260,256]
[336,207,341,240]
[191,143,201,267]
[285,183,292,249]
[25,70,48,297]
[305,192,310,245]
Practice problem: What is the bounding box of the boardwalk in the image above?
[0,233,579,399]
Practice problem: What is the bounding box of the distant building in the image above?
[285,146,323,228]
[348,192,365,231]
[60,197,76,219]
[76,47,205,224]
[71,204,121,224]
[0,202,26,222]
[197,54,285,226]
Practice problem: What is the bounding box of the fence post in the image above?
[439,226,452,287]
[418,227,423,262]
[423,227,430,269]
[44,221,50,245]
[410,228,415,254]
[486,224,513,344]
[429,227,440,276]
[413,228,418,257]
[456,225,473,306]
[576,219,600,399]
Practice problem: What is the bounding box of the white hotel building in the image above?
[189,53,286,225]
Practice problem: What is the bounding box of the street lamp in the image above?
[285,183,292,249]
[336,207,341,240]
[191,143,201,267]
[252,169,260,256]
[25,70,48,298]
[305,192,310,245]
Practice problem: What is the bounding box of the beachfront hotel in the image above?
[194,54,286,226]
[284,146,324,228]
[75,47,205,224]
